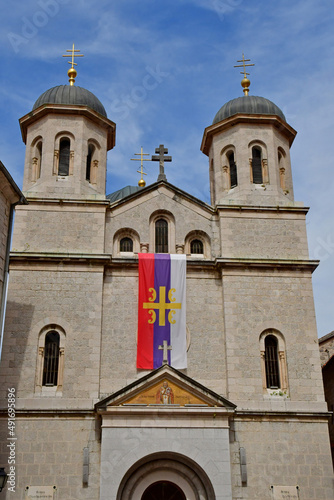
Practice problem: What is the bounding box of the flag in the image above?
[137,253,187,369]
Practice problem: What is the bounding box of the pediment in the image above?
[108,180,214,218]
[95,365,236,410]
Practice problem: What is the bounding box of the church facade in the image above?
[0,67,333,499]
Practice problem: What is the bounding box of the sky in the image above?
[0,0,333,338]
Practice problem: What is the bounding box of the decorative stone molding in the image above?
[69,150,74,175]
[262,158,269,184]
[53,150,59,175]
[176,244,184,254]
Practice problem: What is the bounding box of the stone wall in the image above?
[230,418,333,500]
[0,267,104,403]
[0,185,10,307]
[0,416,100,500]
[12,201,107,255]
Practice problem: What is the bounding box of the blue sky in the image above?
[0,0,333,337]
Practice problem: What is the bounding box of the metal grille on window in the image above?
[265,335,280,388]
[155,219,168,253]
[190,239,203,254]
[120,237,133,252]
[58,138,70,176]
[228,152,238,188]
[43,331,60,386]
[252,147,263,184]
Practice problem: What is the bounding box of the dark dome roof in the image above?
[33,85,107,117]
[213,95,285,124]
[107,185,143,203]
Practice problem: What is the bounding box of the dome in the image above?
[33,85,107,117]
[107,185,143,203]
[212,95,285,124]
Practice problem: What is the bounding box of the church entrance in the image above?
[141,480,186,500]
[116,453,217,500]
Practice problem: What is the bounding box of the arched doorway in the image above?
[142,480,186,500]
[116,452,216,500]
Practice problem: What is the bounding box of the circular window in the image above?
[142,481,186,500]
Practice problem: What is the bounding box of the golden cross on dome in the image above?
[131,147,150,187]
[62,44,84,86]
[234,53,255,96]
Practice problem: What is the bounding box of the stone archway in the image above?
[116,452,216,500]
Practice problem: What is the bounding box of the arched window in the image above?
[120,237,133,252]
[190,239,203,254]
[228,151,238,188]
[155,219,168,253]
[252,147,263,184]
[264,335,280,389]
[31,138,43,181]
[43,331,60,387]
[36,140,42,179]
[86,144,95,182]
[58,138,70,176]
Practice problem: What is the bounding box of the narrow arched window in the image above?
[265,335,280,388]
[58,138,70,176]
[228,151,238,188]
[36,141,42,179]
[120,237,133,252]
[190,239,203,254]
[43,331,60,386]
[86,144,95,182]
[252,147,263,184]
[155,219,168,253]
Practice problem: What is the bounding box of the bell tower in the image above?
[201,56,297,207]
[19,45,115,201]
[12,47,116,255]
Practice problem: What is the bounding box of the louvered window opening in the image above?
[252,147,263,184]
[191,239,203,254]
[265,335,280,388]
[37,141,42,178]
[120,237,133,252]
[86,144,94,181]
[43,331,60,386]
[155,219,168,253]
[58,138,70,176]
[229,152,238,188]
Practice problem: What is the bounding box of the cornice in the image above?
[201,113,297,155]
[19,104,116,150]
[9,253,318,274]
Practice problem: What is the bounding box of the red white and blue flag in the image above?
[137,253,187,369]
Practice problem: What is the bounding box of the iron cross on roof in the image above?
[152,144,172,182]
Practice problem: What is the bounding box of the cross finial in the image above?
[63,43,84,86]
[158,340,172,365]
[131,147,151,187]
[234,53,255,96]
[152,144,172,182]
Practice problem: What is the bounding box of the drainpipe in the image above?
[0,197,24,361]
